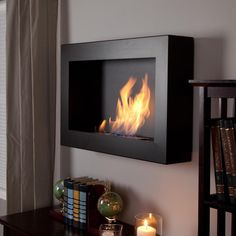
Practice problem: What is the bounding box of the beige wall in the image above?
[59,1,236,235]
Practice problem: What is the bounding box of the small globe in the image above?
[53,179,64,201]
[97,191,123,219]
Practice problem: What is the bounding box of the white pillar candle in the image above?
[137,225,156,236]
[137,220,156,236]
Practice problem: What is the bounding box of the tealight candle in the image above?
[137,220,156,236]
[102,231,114,236]
[99,224,123,236]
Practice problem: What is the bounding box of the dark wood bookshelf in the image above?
[190,80,236,87]
[190,80,236,236]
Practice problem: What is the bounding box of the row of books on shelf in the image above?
[63,176,109,231]
[211,117,236,204]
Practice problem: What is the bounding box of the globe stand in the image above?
[58,198,65,214]
[105,216,117,224]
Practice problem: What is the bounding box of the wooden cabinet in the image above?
[190,80,236,236]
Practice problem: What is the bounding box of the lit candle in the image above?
[102,231,114,236]
[137,219,156,236]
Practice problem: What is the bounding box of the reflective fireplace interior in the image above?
[61,35,194,164]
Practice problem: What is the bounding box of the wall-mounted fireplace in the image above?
[61,35,194,164]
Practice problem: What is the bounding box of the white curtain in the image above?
[6,0,58,214]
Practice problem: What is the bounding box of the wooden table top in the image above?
[0,207,134,236]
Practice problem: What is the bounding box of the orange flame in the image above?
[98,120,106,133]
[99,74,151,136]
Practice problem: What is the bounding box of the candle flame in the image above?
[149,213,152,218]
[144,219,148,228]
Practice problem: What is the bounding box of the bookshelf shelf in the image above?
[205,194,236,213]
[190,80,236,236]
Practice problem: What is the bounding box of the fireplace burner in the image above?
[61,35,194,164]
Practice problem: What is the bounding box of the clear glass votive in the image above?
[99,223,123,236]
[135,213,162,236]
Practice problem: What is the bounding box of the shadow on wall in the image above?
[60,1,69,44]
[60,146,71,178]
[192,36,225,154]
[194,37,225,80]
[112,184,164,226]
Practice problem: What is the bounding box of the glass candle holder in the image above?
[99,223,123,236]
[135,213,162,236]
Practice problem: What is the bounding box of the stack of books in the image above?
[63,177,109,231]
[211,118,236,203]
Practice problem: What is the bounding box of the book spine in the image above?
[233,120,236,203]
[211,120,225,201]
[219,119,233,202]
[73,182,80,228]
[63,178,74,226]
[79,184,90,230]
[224,118,236,203]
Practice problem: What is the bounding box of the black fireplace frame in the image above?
[61,35,194,164]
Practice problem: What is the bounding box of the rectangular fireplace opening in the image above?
[69,58,155,139]
[61,35,194,164]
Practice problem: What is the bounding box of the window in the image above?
[0,0,6,200]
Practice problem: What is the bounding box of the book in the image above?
[233,120,236,202]
[211,119,226,201]
[78,183,90,230]
[72,177,97,229]
[86,183,107,233]
[223,118,236,203]
[63,178,75,226]
[219,118,236,203]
